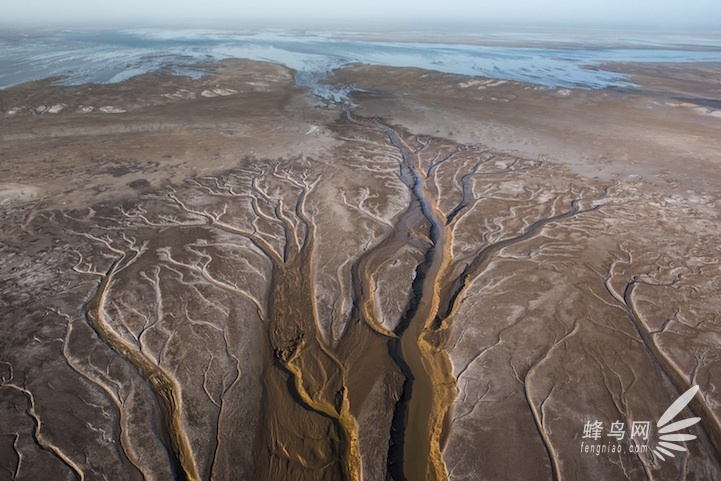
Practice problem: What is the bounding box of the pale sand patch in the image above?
[48,103,66,114]
[163,89,197,100]
[694,106,721,118]
[0,183,41,205]
[200,88,238,97]
[98,106,126,113]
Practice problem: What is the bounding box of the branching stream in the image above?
[57,112,720,481]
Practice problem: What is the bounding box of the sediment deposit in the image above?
[1,59,720,480]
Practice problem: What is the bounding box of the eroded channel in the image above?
[11,107,717,481]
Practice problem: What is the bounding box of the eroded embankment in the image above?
[378,124,458,481]
[77,114,609,481]
[367,117,607,481]
[83,245,200,481]
[253,257,362,481]
[604,258,721,462]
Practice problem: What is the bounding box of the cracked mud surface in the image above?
[1,59,720,480]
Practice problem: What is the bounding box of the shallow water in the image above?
[1,28,720,98]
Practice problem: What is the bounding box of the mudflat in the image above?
[1,58,720,480]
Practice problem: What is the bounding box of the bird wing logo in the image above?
[652,385,701,461]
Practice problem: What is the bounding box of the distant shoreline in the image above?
[2,28,721,91]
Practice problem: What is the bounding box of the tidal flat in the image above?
[1,44,721,480]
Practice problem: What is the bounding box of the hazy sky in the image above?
[2,0,720,28]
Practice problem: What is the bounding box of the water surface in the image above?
[1,28,720,97]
